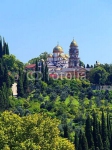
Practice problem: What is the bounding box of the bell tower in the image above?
[69,39,80,68]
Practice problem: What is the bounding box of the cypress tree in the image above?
[45,64,49,83]
[17,70,24,97]
[103,137,110,150]
[110,135,112,150]
[41,61,45,81]
[96,148,99,150]
[85,115,92,148]
[97,134,103,150]
[3,65,11,88]
[0,90,4,109]
[6,44,9,55]
[0,36,3,58]
[107,112,111,141]
[1,83,10,109]
[74,132,79,150]
[101,110,107,143]
[35,60,39,72]
[81,133,88,150]
[92,112,99,148]
[2,42,6,55]
[2,38,10,55]
[78,131,82,150]
[35,60,39,84]
[23,72,28,94]
[0,62,4,87]
[89,133,95,150]
[63,123,69,139]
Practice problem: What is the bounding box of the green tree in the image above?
[74,133,79,150]
[81,134,88,150]
[41,61,45,81]
[78,131,82,150]
[0,111,75,150]
[35,60,39,85]
[0,36,3,58]
[97,134,103,150]
[17,70,24,97]
[45,64,49,83]
[0,62,4,87]
[89,66,108,85]
[2,54,24,72]
[3,65,11,88]
[23,72,28,94]
[101,110,107,143]
[103,137,110,150]
[63,123,69,139]
[85,115,92,148]
[92,112,99,148]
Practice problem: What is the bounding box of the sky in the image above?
[0,0,112,65]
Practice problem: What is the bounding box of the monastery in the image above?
[25,39,86,79]
[47,39,86,79]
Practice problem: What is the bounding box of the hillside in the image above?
[0,36,112,149]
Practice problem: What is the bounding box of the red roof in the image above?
[49,74,58,78]
[25,64,36,69]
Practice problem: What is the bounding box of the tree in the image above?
[85,115,93,149]
[28,52,48,64]
[89,66,108,85]
[23,72,28,94]
[92,112,99,148]
[110,135,112,150]
[6,44,9,55]
[0,83,10,109]
[103,137,110,150]
[74,132,79,150]
[35,60,39,85]
[79,60,85,67]
[63,123,69,139]
[2,54,24,72]
[41,61,45,81]
[78,131,82,150]
[86,64,90,68]
[0,62,4,87]
[45,64,49,83]
[17,70,24,97]
[0,111,75,150]
[101,110,107,143]
[3,65,11,88]
[107,112,111,141]
[97,134,103,150]
[0,36,2,58]
[81,134,88,150]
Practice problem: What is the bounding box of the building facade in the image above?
[47,45,69,69]
[25,39,86,79]
[47,40,86,79]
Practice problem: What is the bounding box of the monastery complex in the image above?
[47,39,86,79]
[26,39,88,79]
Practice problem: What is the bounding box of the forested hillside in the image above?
[1,36,112,149]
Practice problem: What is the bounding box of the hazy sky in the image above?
[0,0,112,65]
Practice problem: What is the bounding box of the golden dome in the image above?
[65,54,69,58]
[70,39,78,47]
[53,45,63,53]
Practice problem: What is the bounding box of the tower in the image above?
[69,39,80,68]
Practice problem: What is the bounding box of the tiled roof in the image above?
[25,64,36,69]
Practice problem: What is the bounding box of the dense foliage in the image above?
[1,36,112,149]
[75,111,112,150]
[0,111,74,150]
[28,52,48,64]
